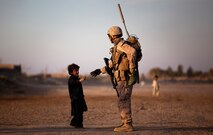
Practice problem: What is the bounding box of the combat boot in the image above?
[114,123,133,132]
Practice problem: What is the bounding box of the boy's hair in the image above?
[68,63,80,75]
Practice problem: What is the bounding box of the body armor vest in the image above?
[111,41,130,81]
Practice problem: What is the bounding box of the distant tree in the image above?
[149,67,163,77]
[148,65,213,80]
[166,66,174,77]
[177,64,184,76]
[186,66,194,78]
[208,68,213,77]
[194,70,203,76]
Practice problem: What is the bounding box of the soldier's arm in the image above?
[100,59,113,74]
[100,66,107,74]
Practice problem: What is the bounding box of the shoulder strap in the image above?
[117,40,126,48]
[114,40,128,70]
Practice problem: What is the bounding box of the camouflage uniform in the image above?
[101,38,136,129]
[91,26,137,132]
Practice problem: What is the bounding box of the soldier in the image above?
[90,26,137,132]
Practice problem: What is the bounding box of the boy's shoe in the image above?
[70,122,76,127]
[114,123,133,132]
[75,125,83,128]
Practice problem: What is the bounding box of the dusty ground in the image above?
[0,83,213,135]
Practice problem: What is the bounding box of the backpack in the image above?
[107,36,142,84]
[126,35,142,62]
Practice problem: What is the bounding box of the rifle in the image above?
[118,3,140,84]
[104,57,119,97]
[118,4,130,37]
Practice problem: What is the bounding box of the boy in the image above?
[152,75,160,97]
[68,63,87,128]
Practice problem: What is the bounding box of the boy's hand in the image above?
[80,76,86,82]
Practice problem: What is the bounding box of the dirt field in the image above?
[0,83,213,135]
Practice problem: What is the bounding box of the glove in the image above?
[128,71,137,86]
[90,69,101,77]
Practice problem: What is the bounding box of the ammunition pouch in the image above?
[111,40,134,83]
[128,70,137,86]
[114,70,129,82]
[118,55,129,71]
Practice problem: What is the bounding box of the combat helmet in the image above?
[107,26,123,37]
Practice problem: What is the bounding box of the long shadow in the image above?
[0,125,212,133]
[0,126,113,133]
[134,126,213,132]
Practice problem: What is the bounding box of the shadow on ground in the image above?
[1,125,212,134]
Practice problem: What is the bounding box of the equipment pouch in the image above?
[118,56,129,71]
[114,70,121,82]
[128,71,137,86]
[120,70,127,81]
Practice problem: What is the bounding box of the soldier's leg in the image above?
[114,81,133,132]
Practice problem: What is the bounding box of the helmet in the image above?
[107,26,123,37]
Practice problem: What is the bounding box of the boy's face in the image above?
[71,69,79,77]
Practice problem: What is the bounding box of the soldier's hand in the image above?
[90,69,101,77]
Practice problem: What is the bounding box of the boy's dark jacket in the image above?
[68,75,87,116]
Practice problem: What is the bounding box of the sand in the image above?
[0,83,213,135]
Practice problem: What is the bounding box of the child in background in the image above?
[152,75,160,97]
[67,63,87,128]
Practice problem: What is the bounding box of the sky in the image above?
[0,0,213,75]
